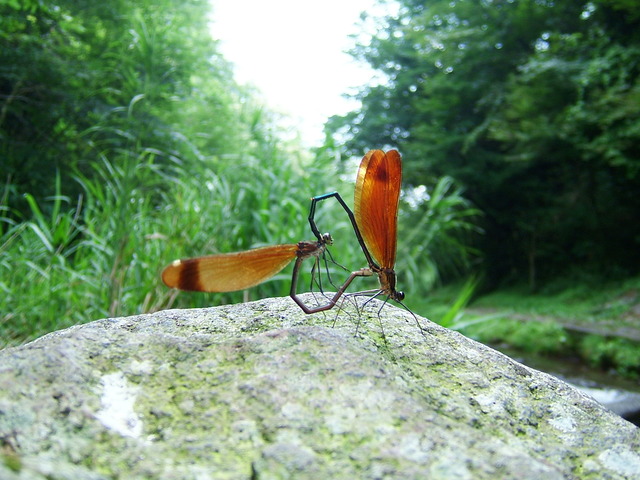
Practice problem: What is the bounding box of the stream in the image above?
[492,345,640,426]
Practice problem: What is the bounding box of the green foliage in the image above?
[0,142,363,346]
[8,0,637,369]
[1,178,86,341]
[2,0,476,347]
[578,335,640,378]
[455,276,640,377]
[327,0,640,287]
[461,312,640,378]
[462,316,570,356]
[437,276,480,328]
[0,0,369,346]
[399,175,482,294]
[0,0,238,215]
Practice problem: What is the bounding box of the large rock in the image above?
[0,295,638,479]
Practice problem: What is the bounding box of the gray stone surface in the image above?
[0,294,639,479]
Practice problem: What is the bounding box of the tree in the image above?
[328,0,640,288]
[0,0,241,217]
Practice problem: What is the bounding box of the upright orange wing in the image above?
[354,150,402,269]
[162,244,298,292]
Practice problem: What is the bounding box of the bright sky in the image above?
[210,0,394,147]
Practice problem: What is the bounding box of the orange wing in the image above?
[162,244,298,292]
[354,149,402,269]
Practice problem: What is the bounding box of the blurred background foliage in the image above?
[327,0,640,291]
[1,0,639,357]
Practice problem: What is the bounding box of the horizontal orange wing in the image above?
[354,150,402,269]
[162,244,299,292]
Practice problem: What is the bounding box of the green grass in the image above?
[2,137,480,349]
[0,149,364,347]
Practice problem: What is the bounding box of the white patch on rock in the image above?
[94,372,142,438]
[547,404,577,433]
[598,446,640,476]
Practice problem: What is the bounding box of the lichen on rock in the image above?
[0,295,638,479]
